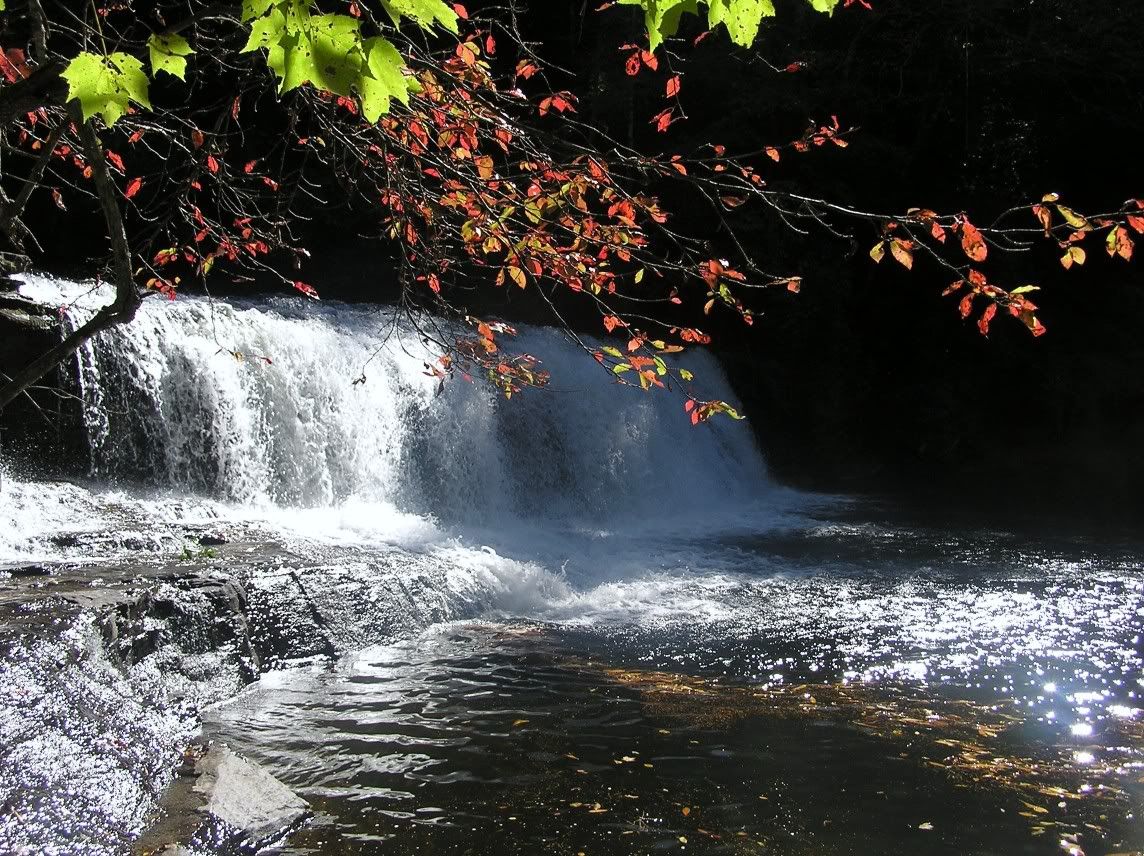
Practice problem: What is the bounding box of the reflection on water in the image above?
[204,520,1144,856]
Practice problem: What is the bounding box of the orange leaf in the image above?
[959,218,988,262]
[977,303,997,336]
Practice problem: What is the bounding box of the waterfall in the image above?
[14,274,771,534]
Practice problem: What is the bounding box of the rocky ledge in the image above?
[0,539,310,855]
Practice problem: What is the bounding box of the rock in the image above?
[193,746,309,844]
[138,744,309,853]
[3,565,51,578]
[197,534,228,547]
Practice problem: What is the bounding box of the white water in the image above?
[1,274,797,615]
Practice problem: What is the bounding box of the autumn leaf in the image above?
[1106,225,1134,261]
[1060,245,1086,269]
[977,303,997,335]
[124,177,142,199]
[889,238,913,269]
[959,218,987,262]
[1056,204,1091,230]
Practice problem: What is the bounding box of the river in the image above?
[1,274,1141,855]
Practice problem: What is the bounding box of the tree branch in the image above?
[0,107,140,411]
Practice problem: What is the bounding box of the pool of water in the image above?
[202,511,1144,856]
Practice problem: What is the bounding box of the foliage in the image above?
[616,0,842,50]
[61,52,151,128]
[0,0,1139,423]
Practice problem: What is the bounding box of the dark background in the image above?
[511,0,1144,515]
[5,0,1144,517]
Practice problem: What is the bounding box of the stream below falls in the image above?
[1,274,1142,855]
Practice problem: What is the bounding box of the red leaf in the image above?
[191,129,205,149]
[666,75,681,98]
[292,281,319,300]
[206,154,219,174]
[977,303,997,335]
[124,177,142,199]
[625,52,640,76]
[959,218,988,262]
[244,160,258,174]
[452,4,469,19]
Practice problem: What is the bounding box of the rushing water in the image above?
[2,274,1142,855]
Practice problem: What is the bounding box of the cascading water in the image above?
[40,274,770,523]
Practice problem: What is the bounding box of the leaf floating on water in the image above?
[512,719,529,727]
[681,806,691,816]
[918,822,934,831]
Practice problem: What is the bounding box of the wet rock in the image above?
[3,564,51,578]
[139,744,308,854]
[0,565,261,855]
[197,534,228,547]
[195,746,309,843]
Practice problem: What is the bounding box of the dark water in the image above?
[203,513,1144,856]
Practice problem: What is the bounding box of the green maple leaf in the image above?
[618,0,835,50]
[359,37,411,122]
[62,52,151,127]
[240,0,430,117]
[380,0,459,32]
[148,33,195,80]
[707,0,776,46]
